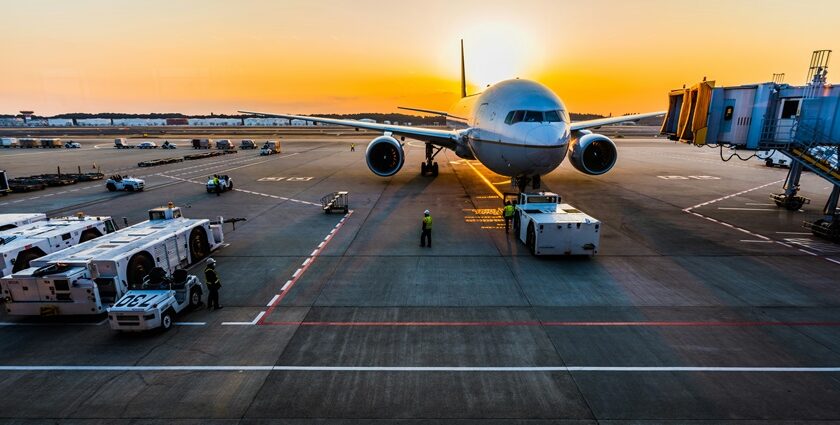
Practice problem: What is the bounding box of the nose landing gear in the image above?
[513,175,541,192]
[421,143,442,177]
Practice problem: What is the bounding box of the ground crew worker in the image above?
[213,174,221,197]
[204,258,223,310]
[503,200,515,233]
[420,209,433,248]
[350,143,355,152]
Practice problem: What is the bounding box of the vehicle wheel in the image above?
[126,251,155,289]
[161,310,174,331]
[228,181,233,190]
[106,182,117,192]
[13,249,44,273]
[126,185,134,192]
[79,229,102,243]
[189,288,202,308]
[188,228,210,262]
[432,162,439,177]
[526,222,536,255]
[421,162,427,175]
[765,159,774,167]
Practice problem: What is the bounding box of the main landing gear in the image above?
[421,143,442,177]
[513,174,541,192]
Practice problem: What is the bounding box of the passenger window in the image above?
[524,111,542,122]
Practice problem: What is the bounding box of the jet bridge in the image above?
[661,50,840,241]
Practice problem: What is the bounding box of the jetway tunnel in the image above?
[661,51,840,241]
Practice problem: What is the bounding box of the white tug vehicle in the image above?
[108,267,204,331]
[0,213,47,230]
[105,175,145,192]
[1,204,223,316]
[511,192,601,256]
[0,214,118,278]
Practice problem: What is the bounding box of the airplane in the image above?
[241,40,664,191]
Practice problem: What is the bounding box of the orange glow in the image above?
[2,0,839,116]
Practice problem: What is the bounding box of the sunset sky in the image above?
[1,0,838,116]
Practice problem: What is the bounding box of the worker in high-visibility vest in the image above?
[204,258,223,310]
[502,201,515,234]
[420,209,433,248]
[213,175,221,197]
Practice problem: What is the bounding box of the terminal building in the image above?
[662,50,840,241]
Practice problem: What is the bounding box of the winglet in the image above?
[460,39,467,98]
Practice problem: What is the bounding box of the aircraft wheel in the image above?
[432,162,439,177]
[421,162,427,175]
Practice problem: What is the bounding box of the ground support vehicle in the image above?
[0,215,117,278]
[511,192,601,256]
[108,268,204,331]
[137,141,158,149]
[260,140,281,155]
[240,139,256,149]
[758,150,793,168]
[0,170,9,196]
[114,138,135,149]
[64,142,81,149]
[191,139,215,149]
[0,214,46,230]
[40,139,62,148]
[32,174,76,187]
[216,139,235,150]
[18,139,38,148]
[1,205,224,316]
[1,138,18,148]
[8,178,46,193]
[321,191,349,214]
[105,175,145,192]
[67,172,104,182]
[161,141,177,149]
[206,175,233,193]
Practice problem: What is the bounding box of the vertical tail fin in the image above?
[460,39,467,98]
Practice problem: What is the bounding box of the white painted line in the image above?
[717,207,779,211]
[252,311,266,324]
[740,240,774,243]
[746,203,776,206]
[302,258,311,267]
[318,242,325,248]
[1,365,840,373]
[221,322,255,326]
[174,322,206,326]
[311,249,319,257]
[267,294,280,307]
[0,320,107,327]
[799,249,819,256]
[827,258,840,266]
[281,280,293,291]
[777,241,793,247]
[292,268,302,278]
[776,231,812,235]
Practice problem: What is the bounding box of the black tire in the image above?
[526,222,536,255]
[13,249,44,273]
[161,310,174,331]
[432,162,439,177]
[421,162,427,175]
[765,159,774,167]
[79,229,102,243]
[126,185,134,192]
[189,288,202,308]
[106,182,117,192]
[126,251,155,289]
[188,228,210,263]
[228,181,233,190]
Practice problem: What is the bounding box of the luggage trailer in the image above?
[1,205,224,316]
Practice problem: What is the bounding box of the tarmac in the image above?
[1,127,839,424]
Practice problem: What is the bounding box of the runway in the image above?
[1,128,839,423]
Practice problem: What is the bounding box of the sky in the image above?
[1,0,839,116]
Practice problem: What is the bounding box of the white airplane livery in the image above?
[242,41,663,190]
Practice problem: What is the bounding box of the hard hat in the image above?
[424,209,430,215]
[206,258,216,265]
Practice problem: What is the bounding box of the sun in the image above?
[460,23,538,92]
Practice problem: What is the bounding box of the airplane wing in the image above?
[570,111,666,131]
[238,110,461,149]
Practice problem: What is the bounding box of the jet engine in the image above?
[365,135,404,177]
[568,131,617,175]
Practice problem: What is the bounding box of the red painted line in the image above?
[259,320,840,327]
[258,210,353,325]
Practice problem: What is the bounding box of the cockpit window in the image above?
[505,110,568,125]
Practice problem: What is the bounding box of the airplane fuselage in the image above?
[444,79,571,178]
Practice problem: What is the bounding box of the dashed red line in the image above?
[258,210,354,324]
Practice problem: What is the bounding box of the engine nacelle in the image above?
[568,131,617,175]
[365,135,405,177]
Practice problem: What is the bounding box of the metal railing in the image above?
[759,118,840,184]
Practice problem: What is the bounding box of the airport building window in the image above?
[781,99,800,119]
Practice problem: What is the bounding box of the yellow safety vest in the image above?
[503,204,515,217]
[423,216,432,229]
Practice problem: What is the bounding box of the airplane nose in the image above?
[525,124,568,168]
